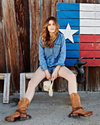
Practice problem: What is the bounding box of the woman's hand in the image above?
[44,69,51,80]
[51,65,61,81]
[52,69,58,81]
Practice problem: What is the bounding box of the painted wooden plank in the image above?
[80,12,100,19]
[80,51,95,58]
[95,12,100,19]
[60,26,80,31]
[95,28,100,34]
[95,43,100,50]
[78,43,100,50]
[57,11,79,18]
[59,27,79,35]
[66,43,79,50]
[57,19,79,27]
[3,73,11,103]
[80,19,100,27]
[80,43,94,50]
[80,12,95,19]
[66,35,79,43]
[80,3,95,11]
[95,51,100,58]
[25,73,34,79]
[57,3,79,11]
[65,59,77,66]
[80,35,100,42]
[20,73,26,99]
[80,27,100,34]
[81,59,100,66]
[95,4,100,11]
[66,51,79,58]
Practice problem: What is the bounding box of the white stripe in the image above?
[80,27,100,34]
[80,4,100,12]
[80,3,100,34]
[95,4,100,11]
[80,19,100,27]
[80,12,95,19]
[80,3,95,11]
[80,12,100,19]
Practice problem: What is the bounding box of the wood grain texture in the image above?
[0,22,6,73]
[15,0,30,73]
[2,0,19,91]
[76,0,87,3]
[0,0,2,21]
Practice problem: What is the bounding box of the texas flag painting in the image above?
[57,3,100,66]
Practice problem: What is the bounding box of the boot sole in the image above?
[5,117,20,122]
[72,112,93,117]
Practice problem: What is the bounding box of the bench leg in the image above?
[3,73,11,103]
[20,73,26,99]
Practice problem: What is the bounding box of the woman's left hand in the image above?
[51,69,58,81]
[51,65,61,81]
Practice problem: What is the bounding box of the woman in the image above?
[5,17,93,122]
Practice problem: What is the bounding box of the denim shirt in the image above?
[39,32,66,70]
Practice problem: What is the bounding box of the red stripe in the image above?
[80,51,100,58]
[82,59,100,66]
[80,35,100,43]
[80,35,100,66]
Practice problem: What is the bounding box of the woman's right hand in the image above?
[44,69,51,80]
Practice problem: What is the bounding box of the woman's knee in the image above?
[66,71,76,82]
[28,80,37,89]
[71,73,76,80]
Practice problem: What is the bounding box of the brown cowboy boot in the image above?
[69,93,93,117]
[4,98,31,122]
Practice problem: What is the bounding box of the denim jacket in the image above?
[39,32,66,70]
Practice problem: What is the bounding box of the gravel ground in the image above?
[0,91,100,125]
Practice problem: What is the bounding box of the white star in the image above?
[59,23,78,43]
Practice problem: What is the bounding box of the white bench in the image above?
[20,70,77,99]
[0,73,11,103]
[20,73,34,99]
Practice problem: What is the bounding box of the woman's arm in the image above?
[56,34,66,66]
[52,34,66,80]
[39,37,51,79]
[39,37,48,70]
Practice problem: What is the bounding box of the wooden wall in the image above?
[0,0,100,93]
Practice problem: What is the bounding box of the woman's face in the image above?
[47,20,56,33]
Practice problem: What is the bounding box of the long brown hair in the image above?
[40,17,59,48]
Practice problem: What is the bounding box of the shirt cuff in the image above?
[41,65,48,70]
